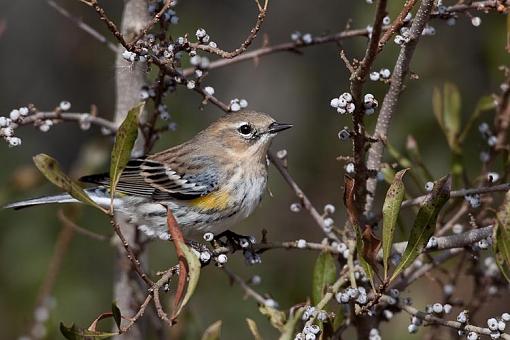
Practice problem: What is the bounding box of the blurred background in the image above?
[0,0,508,339]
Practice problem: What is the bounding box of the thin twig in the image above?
[57,209,108,241]
[268,151,340,242]
[189,0,269,59]
[127,0,174,49]
[47,0,118,52]
[385,296,510,339]
[110,220,155,287]
[19,111,117,132]
[378,0,418,50]
[223,267,269,306]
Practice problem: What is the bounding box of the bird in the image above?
[4,111,292,240]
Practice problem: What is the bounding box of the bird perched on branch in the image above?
[4,111,292,240]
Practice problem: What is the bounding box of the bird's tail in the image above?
[3,187,112,210]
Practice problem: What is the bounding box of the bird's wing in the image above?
[80,158,219,200]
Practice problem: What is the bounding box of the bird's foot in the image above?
[211,230,261,265]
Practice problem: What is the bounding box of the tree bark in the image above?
[112,1,150,339]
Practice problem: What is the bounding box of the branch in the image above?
[47,0,118,53]
[365,0,435,213]
[110,220,154,287]
[19,110,117,132]
[126,0,174,49]
[268,151,340,242]
[401,182,510,208]
[385,296,510,339]
[189,0,269,59]
[378,0,418,50]
[349,0,388,216]
[223,267,269,306]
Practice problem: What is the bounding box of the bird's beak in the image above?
[268,122,293,134]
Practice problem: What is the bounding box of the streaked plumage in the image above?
[4,111,292,239]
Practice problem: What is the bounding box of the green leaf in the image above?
[459,95,497,143]
[246,318,263,340]
[494,190,510,283]
[312,251,336,305]
[33,154,106,213]
[110,102,144,199]
[390,175,451,282]
[201,320,222,340]
[60,323,117,340]
[382,169,408,279]
[278,307,304,340]
[380,164,396,184]
[173,241,201,317]
[259,305,286,332]
[111,302,121,330]
[433,83,462,152]
[406,136,433,182]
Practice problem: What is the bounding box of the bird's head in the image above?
[203,111,292,161]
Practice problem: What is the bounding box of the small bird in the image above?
[4,111,292,240]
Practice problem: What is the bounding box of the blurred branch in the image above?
[365,0,435,213]
[223,267,269,306]
[401,182,510,208]
[57,209,108,241]
[47,0,118,53]
[24,219,74,339]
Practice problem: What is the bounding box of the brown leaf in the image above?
[343,175,359,227]
[362,224,381,266]
[167,209,187,319]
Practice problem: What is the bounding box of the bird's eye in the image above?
[238,124,253,135]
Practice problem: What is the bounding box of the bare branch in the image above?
[189,0,269,59]
[47,0,118,52]
[386,296,510,339]
[365,0,436,213]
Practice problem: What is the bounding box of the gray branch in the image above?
[364,0,435,213]
[112,1,151,339]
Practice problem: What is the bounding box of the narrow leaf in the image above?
[278,307,304,340]
[173,240,201,317]
[390,175,451,282]
[112,302,122,330]
[110,102,144,199]
[312,251,336,305]
[459,95,497,143]
[246,318,263,340]
[432,86,444,130]
[33,154,106,213]
[259,305,286,332]
[60,323,117,340]
[167,209,201,319]
[382,169,408,279]
[494,190,510,282]
[442,83,461,151]
[201,320,222,340]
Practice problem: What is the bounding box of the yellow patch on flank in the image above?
[190,190,230,211]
